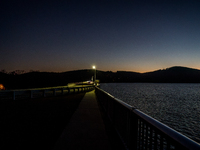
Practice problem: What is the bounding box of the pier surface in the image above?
[54,90,111,150]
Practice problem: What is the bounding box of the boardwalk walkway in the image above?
[54,90,111,150]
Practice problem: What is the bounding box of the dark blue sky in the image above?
[1,0,200,72]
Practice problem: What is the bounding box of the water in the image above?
[100,83,200,143]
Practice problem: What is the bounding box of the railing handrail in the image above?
[95,86,200,150]
[0,85,93,92]
[0,84,95,100]
[133,109,200,150]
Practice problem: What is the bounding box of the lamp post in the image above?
[93,66,96,85]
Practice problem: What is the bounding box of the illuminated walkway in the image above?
[54,90,111,150]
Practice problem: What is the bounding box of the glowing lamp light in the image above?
[92,66,96,85]
[0,84,5,90]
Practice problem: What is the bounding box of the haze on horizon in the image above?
[1,1,200,73]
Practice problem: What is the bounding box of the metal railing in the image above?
[95,87,200,150]
[0,85,94,100]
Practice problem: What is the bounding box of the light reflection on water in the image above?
[100,83,200,143]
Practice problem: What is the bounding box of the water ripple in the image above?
[100,83,200,143]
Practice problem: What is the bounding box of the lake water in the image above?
[100,83,200,143]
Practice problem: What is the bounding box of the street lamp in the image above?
[93,66,96,85]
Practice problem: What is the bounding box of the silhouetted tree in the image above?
[0,69,6,73]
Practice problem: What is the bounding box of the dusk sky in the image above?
[1,0,200,73]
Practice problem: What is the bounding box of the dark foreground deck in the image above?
[1,92,84,149]
[1,90,123,150]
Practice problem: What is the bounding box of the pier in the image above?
[54,90,111,150]
[1,85,200,150]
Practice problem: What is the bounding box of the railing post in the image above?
[61,88,64,95]
[43,90,46,97]
[30,90,33,99]
[13,91,15,100]
[129,109,138,149]
[53,89,56,96]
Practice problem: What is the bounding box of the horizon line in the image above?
[1,66,200,74]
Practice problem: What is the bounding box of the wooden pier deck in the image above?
[54,90,111,150]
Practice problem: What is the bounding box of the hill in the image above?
[1,66,200,89]
[142,66,200,83]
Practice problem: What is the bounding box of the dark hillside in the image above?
[143,66,200,83]
[1,66,200,89]
[0,70,95,90]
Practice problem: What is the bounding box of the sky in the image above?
[1,0,200,73]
